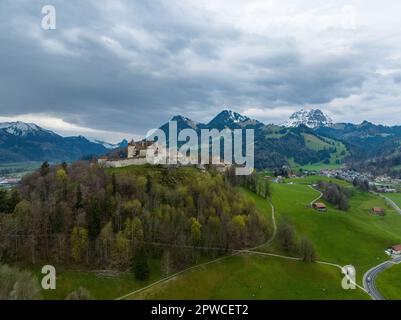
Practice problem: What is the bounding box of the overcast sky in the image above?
[1,0,401,142]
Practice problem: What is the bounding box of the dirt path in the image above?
[309,185,323,206]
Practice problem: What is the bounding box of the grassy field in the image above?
[129,254,368,300]
[285,175,350,187]
[294,163,344,172]
[31,259,162,300]
[268,182,401,282]
[302,133,332,151]
[288,134,348,172]
[384,193,401,208]
[0,162,41,178]
[376,264,401,300]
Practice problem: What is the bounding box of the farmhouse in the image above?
[390,244,401,255]
[313,202,327,212]
[372,207,385,215]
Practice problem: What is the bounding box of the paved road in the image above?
[363,256,401,300]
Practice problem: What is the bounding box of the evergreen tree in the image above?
[131,248,149,281]
[0,189,8,212]
[40,161,50,176]
[111,172,117,196]
[7,189,20,213]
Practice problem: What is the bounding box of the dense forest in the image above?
[0,162,271,276]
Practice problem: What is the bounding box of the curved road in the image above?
[363,256,401,300]
[363,193,401,300]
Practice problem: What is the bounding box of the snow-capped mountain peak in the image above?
[88,138,128,150]
[170,115,199,130]
[208,109,249,126]
[221,109,250,123]
[206,109,263,130]
[0,121,57,137]
[282,109,333,128]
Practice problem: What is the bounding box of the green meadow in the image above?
[32,260,162,300]
[376,264,401,300]
[0,162,41,178]
[269,183,401,279]
[385,193,401,208]
[130,254,368,300]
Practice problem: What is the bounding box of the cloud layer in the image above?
[1,0,401,141]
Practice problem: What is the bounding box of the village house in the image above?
[313,202,327,212]
[372,207,385,215]
[390,244,401,255]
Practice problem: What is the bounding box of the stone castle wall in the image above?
[98,157,148,168]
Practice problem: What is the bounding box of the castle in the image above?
[98,139,165,168]
[98,139,232,172]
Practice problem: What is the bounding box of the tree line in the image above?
[0,162,271,277]
[316,180,350,211]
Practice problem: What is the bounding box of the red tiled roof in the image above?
[392,244,401,251]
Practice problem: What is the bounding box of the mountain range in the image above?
[2,109,401,173]
[0,121,126,163]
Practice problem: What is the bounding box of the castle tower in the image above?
[127,139,136,158]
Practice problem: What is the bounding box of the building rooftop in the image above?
[372,207,384,213]
[392,244,401,251]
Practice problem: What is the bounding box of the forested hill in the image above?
[0,163,270,273]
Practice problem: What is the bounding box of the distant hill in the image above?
[316,121,401,159]
[0,121,109,163]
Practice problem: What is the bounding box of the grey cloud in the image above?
[0,0,401,138]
